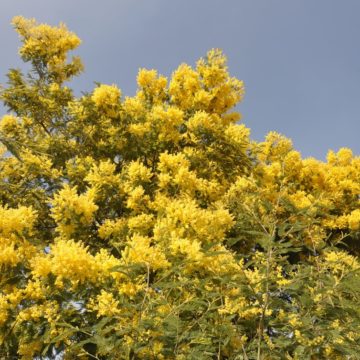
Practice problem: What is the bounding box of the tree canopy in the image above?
[0,16,360,359]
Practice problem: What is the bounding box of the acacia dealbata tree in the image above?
[0,17,360,360]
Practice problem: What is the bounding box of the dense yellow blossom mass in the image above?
[0,16,360,360]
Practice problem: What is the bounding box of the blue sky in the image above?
[1,0,360,160]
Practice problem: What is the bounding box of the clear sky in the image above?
[1,0,360,160]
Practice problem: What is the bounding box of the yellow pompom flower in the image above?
[92,84,121,108]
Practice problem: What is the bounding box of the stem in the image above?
[257,245,272,360]
[139,262,150,322]
[242,344,249,360]
[81,349,100,360]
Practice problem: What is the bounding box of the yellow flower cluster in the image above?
[294,330,325,347]
[324,250,359,273]
[153,197,234,245]
[0,241,18,267]
[169,49,244,115]
[127,213,154,235]
[150,105,184,142]
[31,239,120,287]
[20,149,61,179]
[219,294,272,320]
[122,234,170,270]
[157,152,223,200]
[12,16,80,60]
[17,340,42,360]
[137,68,167,103]
[0,114,19,133]
[126,160,152,183]
[0,206,37,267]
[126,185,150,212]
[287,191,314,210]
[88,290,120,318]
[51,185,98,237]
[12,16,83,81]
[92,84,121,116]
[98,217,128,240]
[0,205,37,236]
[347,209,360,230]
[169,64,201,109]
[85,160,122,190]
[122,96,146,119]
